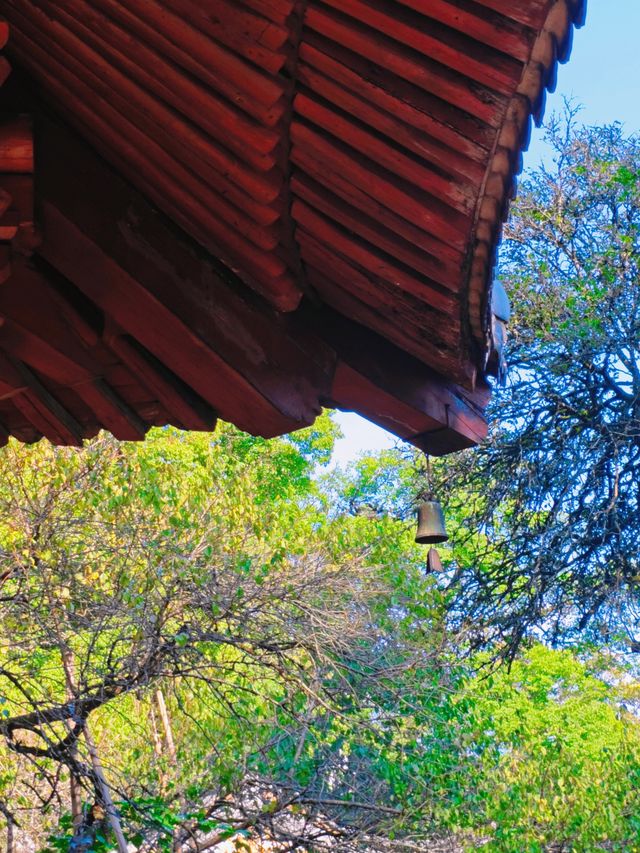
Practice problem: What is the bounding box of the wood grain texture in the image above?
[0,1,587,452]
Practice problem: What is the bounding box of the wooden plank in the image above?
[294,93,475,214]
[0,203,20,242]
[4,20,282,251]
[291,142,464,269]
[0,245,11,287]
[46,285,100,349]
[5,357,84,446]
[0,302,150,439]
[0,116,33,173]
[6,34,301,311]
[301,32,495,154]
[76,0,285,109]
[0,379,26,401]
[161,0,289,72]
[305,5,506,125]
[2,59,491,452]
[0,397,40,444]
[320,0,522,93]
[74,378,148,441]
[0,189,11,220]
[106,333,217,433]
[394,0,534,61]
[38,201,309,438]
[239,0,295,25]
[320,309,487,452]
[291,174,457,290]
[37,10,283,219]
[291,122,469,251]
[0,262,163,445]
[0,57,10,89]
[32,2,283,214]
[293,200,457,313]
[471,0,548,29]
[302,254,471,384]
[12,393,64,444]
[300,235,460,348]
[297,56,485,182]
[35,114,334,423]
[332,362,483,454]
[0,318,94,387]
[331,361,439,440]
[5,0,282,156]
[0,262,103,372]
[0,174,33,228]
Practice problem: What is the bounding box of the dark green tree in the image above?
[440,111,640,657]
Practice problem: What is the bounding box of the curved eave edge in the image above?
[469,0,588,372]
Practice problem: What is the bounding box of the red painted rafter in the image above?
[0,1,587,453]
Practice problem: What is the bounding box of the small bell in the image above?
[415,499,448,545]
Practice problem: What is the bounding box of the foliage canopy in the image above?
[431,113,640,657]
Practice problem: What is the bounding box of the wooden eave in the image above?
[0,0,585,453]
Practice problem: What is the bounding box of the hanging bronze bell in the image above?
[415,499,448,545]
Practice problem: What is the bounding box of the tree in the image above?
[459,644,640,852]
[330,449,640,852]
[429,111,640,657]
[0,422,459,851]
[1,420,640,850]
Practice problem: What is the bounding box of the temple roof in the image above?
[0,0,585,453]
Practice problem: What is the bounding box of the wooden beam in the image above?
[317,0,521,94]
[46,279,100,349]
[0,245,11,286]
[33,113,334,434]
[0,58,10,90]
[39,201,304,438]
[317,308,488,455]
[12,393,62,444]
[0,354,84,446]
[0,418,9,448]
[40,266,217,433]
[0,116,33,173]
[0,316,93,386]
[0,261,151,440]
[74,377,147,441]
[306,265,475,387]
[304,5,505,126]
[3,0,302,312]
[0,259,105,374]
[0,174,34,240]
[0,79,488,454]
[105,332,217,433]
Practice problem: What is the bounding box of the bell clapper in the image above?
[426,547,443,573]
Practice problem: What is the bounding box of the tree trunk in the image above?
[61,647,129,853]
[0,804,15,853]
[83,727,130,853]
[155,688,177,765]
[153,690,178,853]
[60,648,83,830]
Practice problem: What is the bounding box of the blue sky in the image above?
[331,0,640,466]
